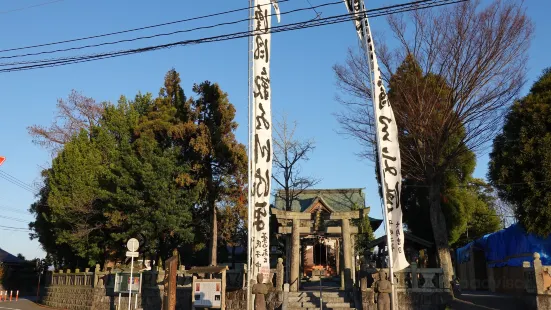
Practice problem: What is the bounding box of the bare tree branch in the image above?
[272,114,321,211]
[333,0,533,289]
[27,90,104,155]
[334,0,533,168]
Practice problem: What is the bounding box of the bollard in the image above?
[15,291,18,301]
[0,291,3,302]
[9,290,12,301]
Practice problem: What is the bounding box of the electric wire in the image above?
[0,170,38,193]
[0,0,456,70]
[0,0,63,14]
[0,0,292,53]
[0,224,31,231]
[0,0,466,73]
[0,0,343,61]
[0,214,28,223]
[0,205,31,215]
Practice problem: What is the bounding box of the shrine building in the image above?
[271,188,382,292]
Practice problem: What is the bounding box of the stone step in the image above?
[293,302,354,308]
[288,308,356,310]
[290,292,348,297]
[289,297,349,303]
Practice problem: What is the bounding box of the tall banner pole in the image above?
[246,1,254,310]
[247,2,281,310]
[343,1,409,309]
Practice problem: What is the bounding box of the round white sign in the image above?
[127,238,139,252]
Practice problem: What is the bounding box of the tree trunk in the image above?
[428,180,454,293]
[209,200,218,266]
[231,246,236,269]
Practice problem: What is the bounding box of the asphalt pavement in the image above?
[0,298,56,310]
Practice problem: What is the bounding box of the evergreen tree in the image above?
[489,68,551,236]
[171,80,247,266]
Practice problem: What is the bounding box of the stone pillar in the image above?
[336,238,340,275]
[276,258,284,291]
[411,262,419,289]
[342,218,353,290]
[283,283,290,310]
[534,252,544,294]
[285,235,291,283]
[290,219,300,292]
[350,235,358,284]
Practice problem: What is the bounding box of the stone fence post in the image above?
[410,262,419,289]
[534,253,546,294]
[282,283,289,310]
[276,258,284,292]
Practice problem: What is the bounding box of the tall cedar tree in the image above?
[29,72,201,266]
[334,1,532,286]
[167,72,247,266]
[45,130,108,265]
[489,68,551,236]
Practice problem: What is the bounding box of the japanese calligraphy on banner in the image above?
[343,0,409,271]
[250,0,279,283]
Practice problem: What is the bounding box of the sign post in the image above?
[126,238,140,310]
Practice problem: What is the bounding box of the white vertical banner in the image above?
[343,0,409,271]
[249,0,279,284]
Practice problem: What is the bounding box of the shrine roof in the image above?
[274,188,366,212]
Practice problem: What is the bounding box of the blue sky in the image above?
[0,0,549,260]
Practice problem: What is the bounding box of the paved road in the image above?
[0,298,55,310]
[451,291,533,310]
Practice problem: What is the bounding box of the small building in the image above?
[456,223,551,293]
[271,188,382,291]
[0,247,24,267]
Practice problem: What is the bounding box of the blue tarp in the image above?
[456,223,551,267]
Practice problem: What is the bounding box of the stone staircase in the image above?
[288,291,356,310]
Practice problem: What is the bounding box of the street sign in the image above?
[127,238,139,252]
[0,156,5,166]
[126,251,139,258]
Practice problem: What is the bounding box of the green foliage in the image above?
[29,69,246,267]
[489,68,551,236]
[171,79,248,265]
[390,55,501,246]
[354,210,375,255]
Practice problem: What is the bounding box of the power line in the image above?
[0,0,455,69]
[0,171,38,194]
[403,180,551,189]
[0,0,292,54]
[0,224,30,231]
[305,0,322,18]
[0,0,344,61]
[0,171,36,192]
[0,0,466,73]
[0,205,30,215]
[0,214,28,223]
[0,0,64,14]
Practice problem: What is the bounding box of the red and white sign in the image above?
[0,156,5,166]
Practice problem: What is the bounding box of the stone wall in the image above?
[41,285,192,310]
[40,285,281,310]
[225,289,282,310]
[360,290,452,310]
